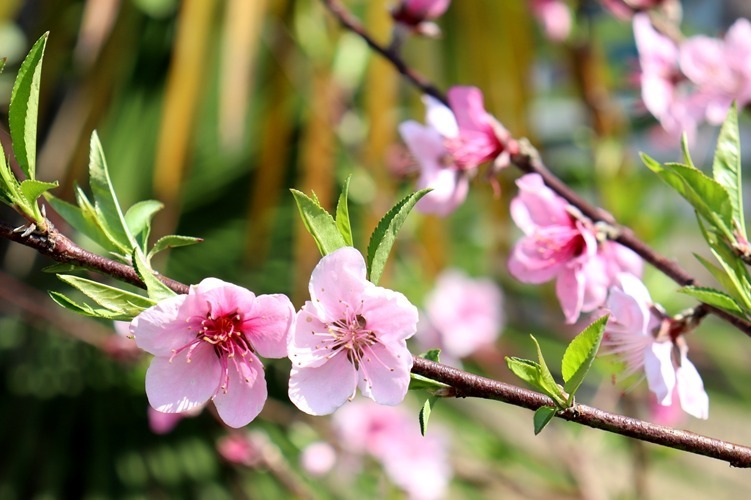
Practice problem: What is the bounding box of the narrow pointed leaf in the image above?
[19,179,57,206]
[58,274,156,315]
[48,291,135,320]
[125,200,163,237]
[530,335,567,407]
[46,193,115,252]
[132,248,177,302]
[89,132,134,248]
[9,32,48,179]
[291,189,347,256]
[335,176,353,246]
[419,395,438,436]
[0,141,23,204]
[562,315,608,402]
[367,189,430,285]
[505,354,565,407]
[149,234,203,257]
[680,286,743,315]
[533,406,557,435]
[712,103,744,235]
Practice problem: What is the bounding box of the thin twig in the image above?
[412,358,751,468]
[318,0,751,338]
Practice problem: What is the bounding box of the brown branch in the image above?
[412,357,751,468]
[318,0,751,338]
[0,221,189,294]
[3,216,750,468]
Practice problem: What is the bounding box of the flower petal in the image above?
[644,341,676,405]
[676,348,709,419]
[422,96,459,138]
[309,247,368,319]
[360,286,419,344]
[357,342,413,405]
[213,353,267,427]
[131,294,191,356]
[242,294,294,359]
[556,267,584,324]
[288,301,337,369]
[145,343,220,413]
[288,354,358,415]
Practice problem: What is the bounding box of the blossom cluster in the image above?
[634,13,751,141]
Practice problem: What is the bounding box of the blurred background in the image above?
[1,0,751,497]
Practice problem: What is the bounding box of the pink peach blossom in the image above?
[399,86,514,215]
[508,173,641,323]
[131,278,295,428]
[300,442,337,476]
[530,0,572,42]
[288,247,418,415]
[392,0,451,25]
[417,269,504,360]
[333,400,451,499]
[602,273,709,419]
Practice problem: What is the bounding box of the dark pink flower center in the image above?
[171,307,256,394]
[328,314,378,369]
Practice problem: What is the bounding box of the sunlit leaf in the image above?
[561,315,608,403]
[367,189,429,285]
[533,406,557,435]
[419,395,439,436]
[291,189,347,256]
[335,176,353,246]
[125,199,164,248]
[712,103,745,235]
[132,248,177,302]
[149,234,203,258]
[9,32,48,180]
[680,285,744,315]
[58,274,156,316]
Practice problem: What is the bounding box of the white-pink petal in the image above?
[131,294,191,357]
[422,96,459,138]
[145,343,220,413]
[288,355,358,416]
[644,341,676,405]
[243,294,294,359]
[675,349,709,419]
[308,246,368,319]
[357,342,413,405]
[359,286,419,345]
[212,353,267,428]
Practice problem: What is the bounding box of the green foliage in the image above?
[506,318,607,434]
[561,315,608,404]
[712,104,745,235]
[9,32,47,181]
[366,189,429,285]
[55,275,155,320]
[419,395,439,437]
[132,248,177,302]
[408,350,449,391]
[290,189,347,256]
[335,176,354,246]
[679,286,743,315]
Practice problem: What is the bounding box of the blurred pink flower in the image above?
[679,18,751,124]
[333,400,451,499]
[217,432,266,467]
[288,247,418,415]
[300,441,337,477]
[530,0,572,42]
[391,0,451,37]
[399,87,515,216]
[147,405,201,434]
[417,270,504,360]
[601,0,669,20]
[131,278,295,428]
[602,273,709,419]
[508,174,641,323]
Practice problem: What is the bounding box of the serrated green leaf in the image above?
[561,315,608,403]
[679,285,744,315]
[9,32,48,180]
[19,179,57,216]
[149,234,203,258]
[335,176,353,246]
[46,193,117,252]
[58,274,156,315]
[48,290,135,320]
[125,200,163,248]
[366,189,430,285]
[89,132,134,249]
[132,248,177,301]
[712,103,745,235]
[530,335,567,407]
[533,406,557,435]
[693,253,748,309]
[291,189,347,256]
[419,395,438,436]
[642,153,733,239]
[0,140,23,205]
[505,356,543,386]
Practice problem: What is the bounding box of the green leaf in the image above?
[530,335,567,407]
[679,285,744,315]
[366,189,430,285]
[712,103,745,235]
[57,274,156,315]
[0,57,5,74]
[505,354,566,408]
[48,290,136,321]
[335,176,354,246]
[291,189,347,256]
[46,193,116,252]
[561,315,608,404]
[0,141,22,205]
[9,32,48,180]
[149,234,203,258]
[533,406,557,435]
[89,132,134,249]
[422,349,441,363]
[419,395,439,436]
[132,248,177,302]
[642,153,733,238]
[19,179,57,207]
[409,372,450,392]
[125,200,163,248]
